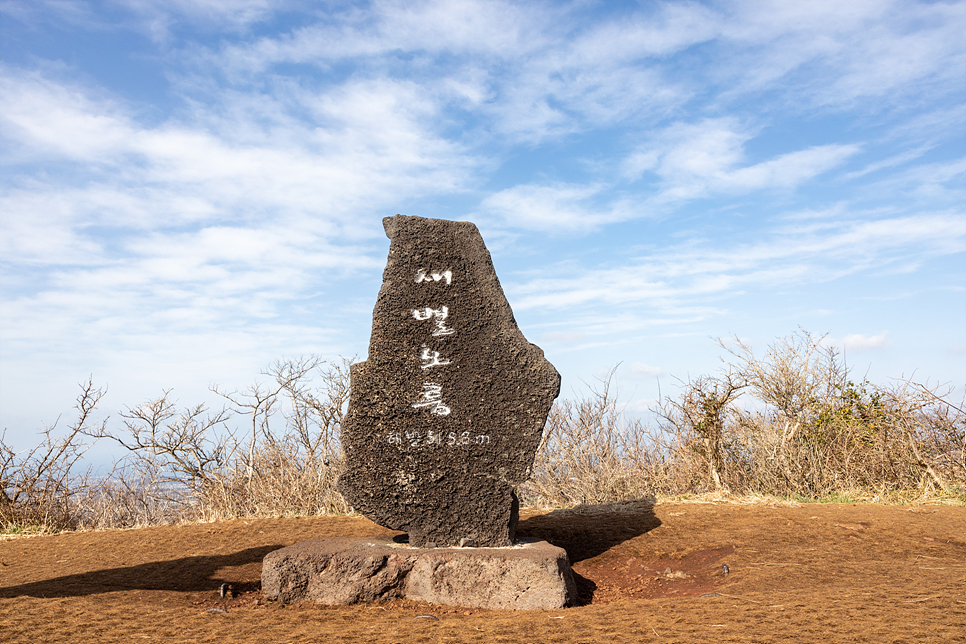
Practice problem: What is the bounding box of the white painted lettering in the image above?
[411,382,451,416]
[419,345,451,369]
[411,306,455,336]
[415,269,453,285]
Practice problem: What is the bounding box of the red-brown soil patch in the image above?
[1,501,963,643]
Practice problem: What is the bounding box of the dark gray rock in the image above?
[261,536,577,610]
[338,215,561,547]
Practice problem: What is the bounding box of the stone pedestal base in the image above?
[261,536,576,610]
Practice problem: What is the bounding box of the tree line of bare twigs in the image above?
[2,330,963,534]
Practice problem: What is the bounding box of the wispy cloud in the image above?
[480,183,637,232]
[509,211,966,312]
[710,0,966,108]
[2,0,964,440]
[0,0,104,30]
[0,55,480,412]
[623,362,666,380]
[624,118,860,202]
[112,0,288,42]
[842,333,891,353]
[844,145,935,180]
[0,64,481,277]
[483,118,861,233]
[1,67,476,212]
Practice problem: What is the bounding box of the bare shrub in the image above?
[876,381,965,496]
[6,333,961,534]
[527,330,963,506]
[86,356,352,524]
[652,330,966,501]
[201,356,351,519]
[655,373,744,491]
[74,460,181,530]
[521,369,659,508]
[0,379,106,532]
[100,393,232,489]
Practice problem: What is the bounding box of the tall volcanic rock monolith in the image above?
[338,214,561,548]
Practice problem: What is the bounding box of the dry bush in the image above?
[876,381,965,496]
[653,330,965,501]
[520,369,660,508]
[655,373,744,491]
[5,332,962,535]
[193,437,350,521]
[198,356,351,519]
[525,330,963,507]
[73,461,182,530]
[0,379,106,532]
[87,356,353,524]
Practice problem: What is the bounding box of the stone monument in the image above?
[338,214,561,547]
[262,215,575,609]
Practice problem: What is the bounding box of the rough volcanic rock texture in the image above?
[338,215,561,547]
[261,537,576,610]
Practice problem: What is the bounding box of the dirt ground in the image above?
[1,500,963,643]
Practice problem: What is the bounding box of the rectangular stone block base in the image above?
[261,536,577,610]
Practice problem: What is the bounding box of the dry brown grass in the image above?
[2,330,964,535]
[0,379,107,532]
[524,329,964,507]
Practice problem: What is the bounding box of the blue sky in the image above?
[2,0,964,457]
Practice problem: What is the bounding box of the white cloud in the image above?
[3,0,965,450]
[815,3,966,107]
[864,158,966,204]
[153,0,965,150]
[508,211,965,313]
[0,0,103,30]
[0,188,106,265]
[623,362,665,379]
[841,333,891,352]
[212,0,550,75]
[110,0,287,42]
[480,183,636,232]
[206,0,707,141]
[0,68,133,163]
[481,3,713,139]
[0,60,480,422]
[486,118,861,234]
[0,65,480,262]
[726,145,861,189]
[624,118,860,201]
[844,146,934,180]
[713,0,966,108]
